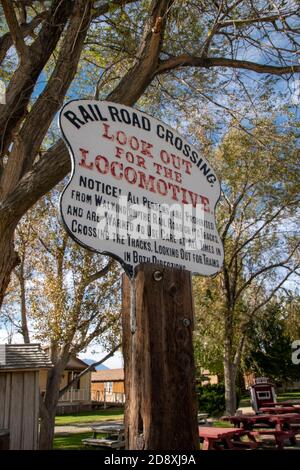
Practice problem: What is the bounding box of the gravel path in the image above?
[55,420,123,435]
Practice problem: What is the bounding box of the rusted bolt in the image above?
[153,270,163,282]
[183,318,191,327]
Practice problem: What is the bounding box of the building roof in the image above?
[42,347,93,371]
[92,368,124,382]
[0,344,53,371]
[65,356,92,371]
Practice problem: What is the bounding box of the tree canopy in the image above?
[194,118,299,412]
[1,0,300,305]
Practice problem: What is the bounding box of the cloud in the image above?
[0,328,24,344]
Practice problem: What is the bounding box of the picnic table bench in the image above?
[259,406,299,414]
[82,437,125,449]
[82,423,125,449]
[229,413,300,449]
[198,413,209,425]
[229,413,276,430]
[199,426,259,450]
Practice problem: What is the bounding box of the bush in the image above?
[196,383,242,417]
[196,383,225,417]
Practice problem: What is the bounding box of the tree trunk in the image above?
[223,304,237,416]
[0,227,19,308]
[224,355,237,416]
[19,260,30,343]
[39,353,69,449]
[39,405,57,451]
[122,264,199,450]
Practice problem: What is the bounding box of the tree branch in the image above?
[0,1,175,220]
[219,10,299,28]
[1,0,29,60]
[0,11,47,65]
[234,242,300,301]
[0,0,92,195]
[108,0,175,105]
[229,204,291,265]
[0,139,69,227]
[91,0,139,19]
[0,0,73,160]
[156,55,300,76]
[249,265,299,319]
[221,182,253,243]
[84,259,116,287]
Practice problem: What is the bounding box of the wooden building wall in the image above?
[113,381,125,394]
[91,381,125,395]
[40,369,92,403]
[91,381,105,395]
[0,371,39,450]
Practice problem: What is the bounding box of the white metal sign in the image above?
[59,100,224,276]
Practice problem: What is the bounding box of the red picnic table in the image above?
[269,413,300,430]
[264,402,300,407]
[258,414,300,449]
[229,413,277,430]
[259,406,299,414]
[229,413,300,449]
[198,426,258,450]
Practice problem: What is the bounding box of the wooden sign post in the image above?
[122,264,199,450]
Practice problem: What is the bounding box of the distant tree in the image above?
[194,119,300,414]
[283,293,300,341]
[1,214,37,343]
[244,300,300,386]
[193,276,225,379]
[2,187,122,449]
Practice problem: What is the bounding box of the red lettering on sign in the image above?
[111,161,123,180]
[168,183,181,202]
[95,155,109,174]
[124,167,137,184]
[137,172,156,193]
[140,140,154,158]
[78,150,210,211]
[102,123,114,140]
[79,148,93,170]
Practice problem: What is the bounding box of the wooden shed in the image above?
[91,368,125,404]
[0,344,53,450]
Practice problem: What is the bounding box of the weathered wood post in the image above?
[122,264,199,450]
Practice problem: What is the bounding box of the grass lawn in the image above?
[52,421,247,449]
[277,391,300,401]
[53,392,300,449]
[54,432,92,450]
[211,420,231,428]
[55,408,124,426]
